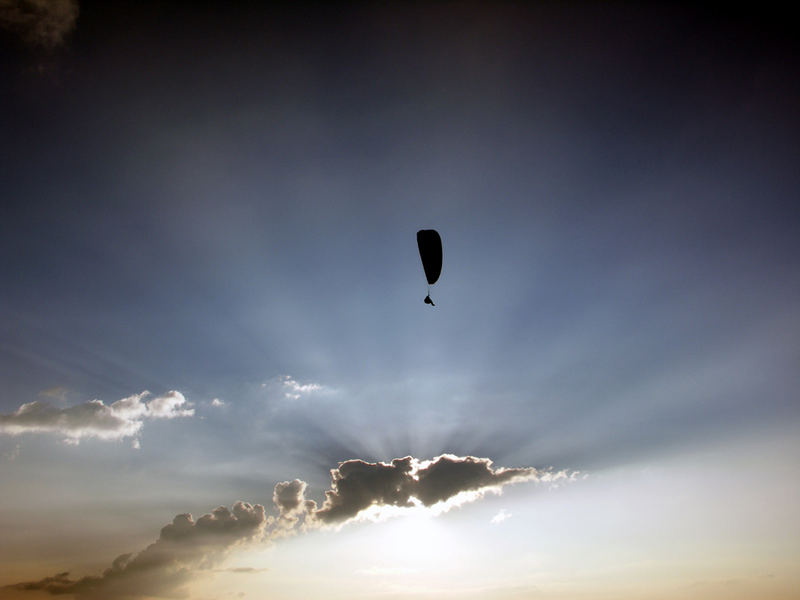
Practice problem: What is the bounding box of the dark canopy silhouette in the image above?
[417,229,442,305]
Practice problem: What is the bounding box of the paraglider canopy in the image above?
[417,230,442,285]
[417,229,442,306]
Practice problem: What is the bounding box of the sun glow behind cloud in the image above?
[184,427,800,600]
[207,511,471,600]
[5,453,566,599]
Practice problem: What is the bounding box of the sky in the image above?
[1,1,799,599]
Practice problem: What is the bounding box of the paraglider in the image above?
[417,229,442,306]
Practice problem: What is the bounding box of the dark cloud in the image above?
[0,0,78,47]
[273,479,307,517]
[0,391,193,445]
[8,455,566,599]
[10,571,73,593]
[6,502,267,599]
[312,454,544,524]
[314,456,415,523]
[272,478,315,534]
[414,455,536,506]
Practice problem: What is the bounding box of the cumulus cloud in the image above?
[6,502,267,599]
[145,391,194,419]
[273,479,307,518]
[210,398,225,407]
[8,454,574,599]
[0,391,193,444]
[312,454,549,525]
[0,0,79,47]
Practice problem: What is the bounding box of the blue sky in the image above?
[1,2,798,599]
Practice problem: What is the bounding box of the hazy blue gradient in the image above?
[1,3,798,598]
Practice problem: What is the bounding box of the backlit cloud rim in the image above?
[7,453,579,599]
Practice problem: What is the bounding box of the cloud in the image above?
[312,454,548,525]
[281,375,323,400]
[145,391,194,419]
[0,391,193,444]
[313,456,416,523]
[211,398,225,407]
[490,508,512,524]
[0,0,79,48]
[8,454,572,599]
[258,375,328,404]
[6,502,267,600]
[273,479,307,518]
[214,567,269,574]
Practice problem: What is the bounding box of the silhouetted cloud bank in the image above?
[314,454,545,523]
[7,502,266,599]
[7,454,574,599]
